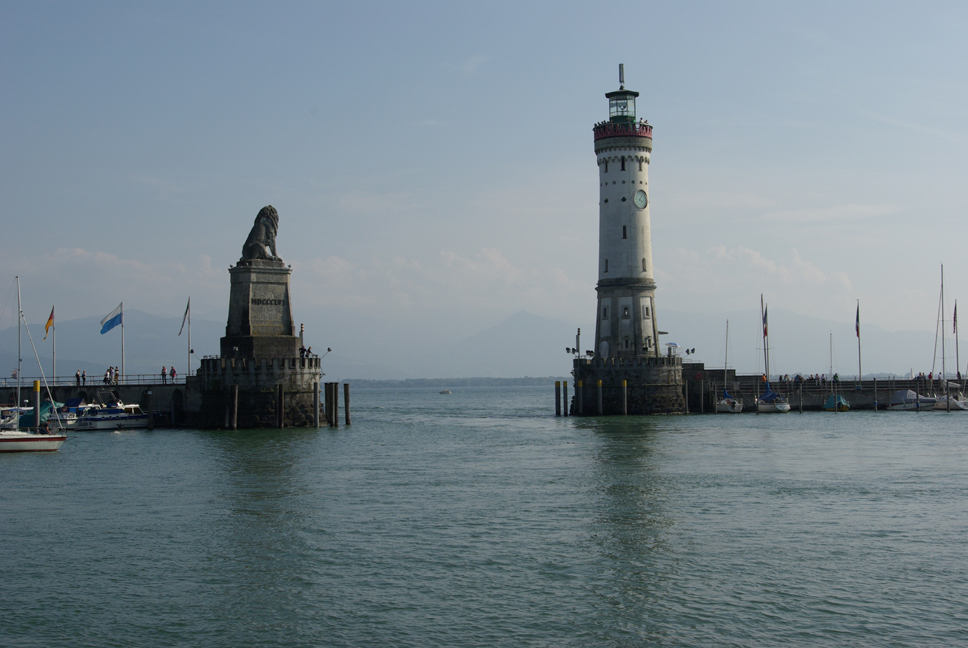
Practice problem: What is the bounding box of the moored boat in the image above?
[0,429,67,452]
[823,394,850,412]
[887,389,936,411]
[75,392,148,431]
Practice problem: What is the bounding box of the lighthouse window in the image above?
[604,259,608,273]
[638,160,643,171]
[604,161,608,172]
[624,337,629,349]
[622,226,627,239]
[642,305,650,319]
[622,306,630,319]
[602,307,608,319]
[621,157,626,171]
[642,258,647,272]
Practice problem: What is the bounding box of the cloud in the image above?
[764,202,903,223]
[446,54,490,77]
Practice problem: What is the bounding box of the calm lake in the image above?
[3,386,967,647]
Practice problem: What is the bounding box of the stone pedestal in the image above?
[220,259,300,358]
[186,251,321,428]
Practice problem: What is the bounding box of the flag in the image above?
[762,305,768,338]
[43,306,54,340]
[955,301,958,335]
[100,303,123,334]
[855,303,860,338]
[178,297,190,336]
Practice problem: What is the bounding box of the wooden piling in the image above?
[344,383,351,426]
[231,384,238,430]
[313,381,320,427]
[577,381,583,415]
[597,380,603,415]
[563,381,568,417]
[324,382,332,426]
[621,380,627,415]
[331,383,339,428]
[555,381,561,416]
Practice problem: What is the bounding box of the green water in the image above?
[3,387,968,646]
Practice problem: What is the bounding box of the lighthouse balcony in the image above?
[593,122,653,140]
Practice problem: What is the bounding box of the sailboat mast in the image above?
[760,294,769,380]
[856,300,862,382]
[942,265,948,410]
[16,276,21,418]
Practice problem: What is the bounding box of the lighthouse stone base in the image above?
[572,356,685,415]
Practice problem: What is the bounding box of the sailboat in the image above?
[823,332,849,411]
[756,295,791,413]
[715,320,743,413]
[934,265,968,410]
[0,276,67,452]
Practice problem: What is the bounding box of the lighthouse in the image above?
[593,64,658,359]
[572,66,684,415]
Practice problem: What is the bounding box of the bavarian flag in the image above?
[100,303,123,335]
[43,306,54,340]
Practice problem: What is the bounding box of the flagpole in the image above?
[187,299,191,379]
[121,302,125,383]
[52,318,56,386]
[856,300,862,382]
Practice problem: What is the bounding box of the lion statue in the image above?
[241,205,280,261]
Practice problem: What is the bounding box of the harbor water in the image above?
[3,386,968,646]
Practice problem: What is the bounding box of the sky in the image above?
[3,1,968,377]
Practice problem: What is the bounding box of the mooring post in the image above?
[34,380,40,434]
[563,381,568,417]
[313,381,320,427]
[873,377,877,411]
[683,379,689,414]
[332,383,339,428]
[324,382,332,426]
[577,380,583,415]
[278,384,286,428]
[621,379,627,415]
[555,381,561,416]
[231,384,238,430]
[700,380,704,414]
[147,390,154,430]
[344,383,351,425]
[799,383,803,413]
[597,380,603,415]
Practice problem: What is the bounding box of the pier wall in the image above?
[688,366,954,412]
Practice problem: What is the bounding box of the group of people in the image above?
[160,366,177,384]
[103,366,120,385]
[298,345,313,359]
[74,369,87,385]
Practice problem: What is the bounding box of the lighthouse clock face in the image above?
[633,189,648,209]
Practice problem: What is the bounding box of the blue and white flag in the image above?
[100,303,123,335]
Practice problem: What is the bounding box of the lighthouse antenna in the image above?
[619,63,624,89]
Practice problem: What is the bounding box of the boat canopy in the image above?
[18,401,64,428]
[760,385,782,403]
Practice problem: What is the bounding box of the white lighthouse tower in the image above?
[593,64,659,359]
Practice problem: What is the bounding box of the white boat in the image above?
[1,276,67,452]
[887,389,936,411]
[715,320,743,413]
[75,392,148,430]
[0,429,66,452]
[934,393,968,411]
[756,295,790,413]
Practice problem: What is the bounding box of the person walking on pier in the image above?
[161,366,167,385]
[169,366,176,383]
[81,370,86,385]
[75,370,81,386]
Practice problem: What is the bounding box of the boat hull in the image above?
[715,399,743,413]
[0,432,66,452]
[75,414,149,431]
[933,396,968,411]
[757,400,791,413]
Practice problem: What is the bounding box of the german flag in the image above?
[43,306,54,340]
